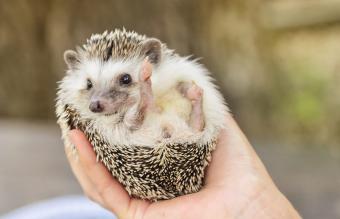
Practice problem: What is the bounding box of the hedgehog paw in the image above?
[177,81,203,103]
[177,81,205,132]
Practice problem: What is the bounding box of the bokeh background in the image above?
[0,0,339,218]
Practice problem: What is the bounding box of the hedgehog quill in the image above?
[56,29,228,201]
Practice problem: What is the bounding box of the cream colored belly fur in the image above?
[129,86,197,146]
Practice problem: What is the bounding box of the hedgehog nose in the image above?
[89,101,104,113]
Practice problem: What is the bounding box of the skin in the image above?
[177,81,205,131]
[123,58,155,130]
[125,58,205,133]
[66,114,301,219]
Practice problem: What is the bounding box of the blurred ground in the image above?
[0,120,339,219]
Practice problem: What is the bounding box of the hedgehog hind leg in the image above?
[177,81,205,132]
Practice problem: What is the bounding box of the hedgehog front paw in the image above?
[140,57,153,82]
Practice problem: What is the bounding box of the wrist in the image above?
[239,185,301,219]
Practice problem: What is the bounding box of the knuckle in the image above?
[97,182,113,200]
[85,193,96,202]
[83,188,98,202]
[97,185,109,198]
[84,191,108,210]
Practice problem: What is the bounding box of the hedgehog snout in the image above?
[89,100,104,113]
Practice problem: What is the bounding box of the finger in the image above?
[69,130,131,216]
[64,144,105,206]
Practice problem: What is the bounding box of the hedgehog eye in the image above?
[119,73,132,86]
[86,79,93,90]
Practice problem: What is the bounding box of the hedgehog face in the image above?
[61,29,163,124]
[61,57,144,121]
[87,59,142,116]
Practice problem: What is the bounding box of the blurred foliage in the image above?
[0,0,339,149]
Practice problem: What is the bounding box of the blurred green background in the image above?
[0,0,339,218]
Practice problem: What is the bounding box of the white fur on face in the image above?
[59,57,143,121]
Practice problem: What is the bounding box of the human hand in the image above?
[66,114,301,219]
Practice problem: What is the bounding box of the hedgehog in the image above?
[56,29,228,201]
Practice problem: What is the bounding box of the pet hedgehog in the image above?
[56,29,228,201]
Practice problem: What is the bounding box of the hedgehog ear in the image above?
[141,38,162,64]
[64,50,80,70]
